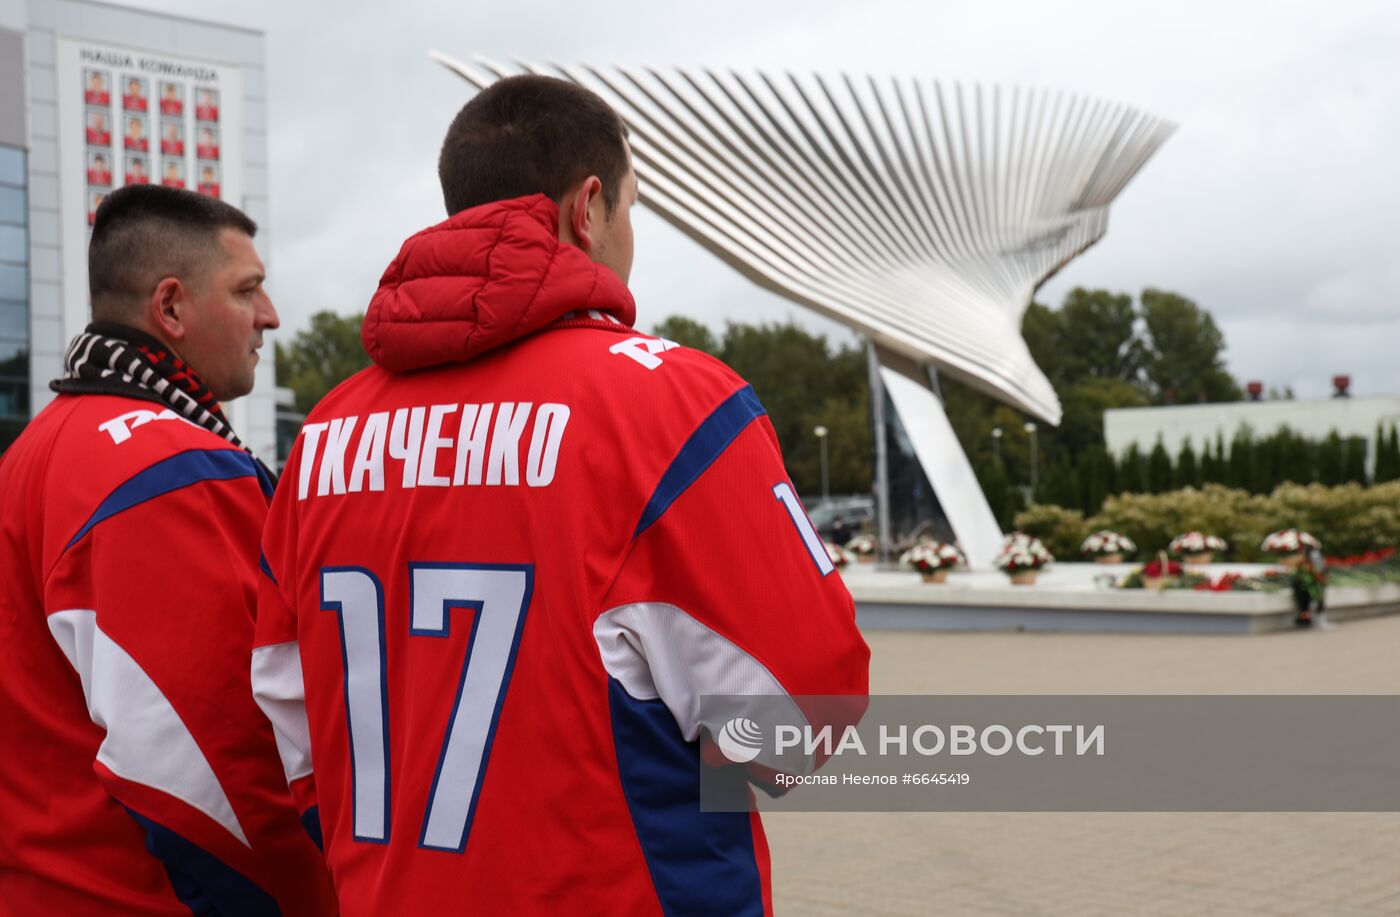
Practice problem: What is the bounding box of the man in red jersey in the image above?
[253,75,869,916]
[0,185,336,915]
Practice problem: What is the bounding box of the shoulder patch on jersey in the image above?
[65,448,266,551]
[634,385,766,537]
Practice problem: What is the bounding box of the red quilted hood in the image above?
[362,194,636,372]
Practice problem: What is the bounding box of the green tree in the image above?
[1056,376,1147,458]
[650,316,719,354]
[1139,288,1240,404]
[1228,429,1259,493]
[1374,425,1400,484]
[1052,287,1144,385]
[1040,456,1082,509]
[274,310,372,414]
[1344,436,1369,485]
[1317,431,1345,487]
[1176,440,1199,489]
[1120,443,1148,493]
[1147,439,1173,493]
[1079,444,1114,515]
[713,319,870,495]
[980,457,1017,530]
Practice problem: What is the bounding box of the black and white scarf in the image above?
[52,322,274,479]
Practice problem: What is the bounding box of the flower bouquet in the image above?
[902,541,965,583]
[994,533,1053,585]
[1168,531,1228,564]
[1138,554,1184,591]
[845,533,878,563]
[1260,529,1321,567]
[824,542,854,569]
[1080,530,1136,564]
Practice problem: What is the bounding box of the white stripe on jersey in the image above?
[47,609,251,846]
[593,602,814,774]
[251,641,314,784]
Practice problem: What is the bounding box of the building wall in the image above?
[8,0,276,461]
[1104,396,1400,469]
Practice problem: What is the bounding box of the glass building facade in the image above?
[0,144,27,451]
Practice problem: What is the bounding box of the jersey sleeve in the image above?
[595,383,870,776]
[42,447,337,916]
[251,435,320,835]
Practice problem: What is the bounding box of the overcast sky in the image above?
[126,0,1400,400]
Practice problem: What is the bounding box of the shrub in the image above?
[1017,481,1400,562]
[1012,505,1089,560]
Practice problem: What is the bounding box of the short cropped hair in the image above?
[88,185,256,321]
[438,75,630,217]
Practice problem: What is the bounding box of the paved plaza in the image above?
[765,615,1400,915]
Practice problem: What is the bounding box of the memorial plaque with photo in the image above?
[124,155,149,186]
[161,158,184,189]
[85,110,111,147]
[123,116,148,152]
[159,81,183,117]
[84,68,110,106]
[197,162,220,198]
[122,76,147,113]
[86,151,112,187]
[60,39,245,342]
[196,125,220,160]
[159,121,184,157]
[195,88,220,123]
[87,190,106,226]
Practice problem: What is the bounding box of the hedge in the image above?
[1012,482,1400,562]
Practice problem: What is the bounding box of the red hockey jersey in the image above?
[0,393,337,915]
[253,195,870,915]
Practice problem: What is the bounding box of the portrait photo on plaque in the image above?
[85,109,111,147]
[87,189,106,225]
[122,76,148,113]
[124,116,149,152]
[161,158,185,189]
[160,121,185,156]
[159,81,184,117]
[197,162,221,198]
[196,125,220,160]
[86,151,112,187]
[195,88,220,122]
[84,68,110,106]
[125,154,149,186]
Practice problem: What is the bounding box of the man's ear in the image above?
[148,276,190,342]
[568,175,604,252]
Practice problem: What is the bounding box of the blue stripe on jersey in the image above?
[65,449,264,551]
[634,386,767,538]
[123,807,281,916]
[607,678,764,917]
[259,552,279,586]
[300,806,324,852]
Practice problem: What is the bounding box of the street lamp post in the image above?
[991,426,1002,465]
[1024,421,1038,496]
[813,425,830,504]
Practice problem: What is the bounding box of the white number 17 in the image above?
[321,563,533,853]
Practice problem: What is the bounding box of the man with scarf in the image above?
[0,185,336,915]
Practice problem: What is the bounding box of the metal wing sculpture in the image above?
[432,53,1174,424]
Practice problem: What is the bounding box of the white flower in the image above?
[1169,531,1228,555]
[1261,529,1320,553]
[995,533,1053,571]
[904,541,965,572]
[845,534,877,555]
[1081,530,1135,555]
